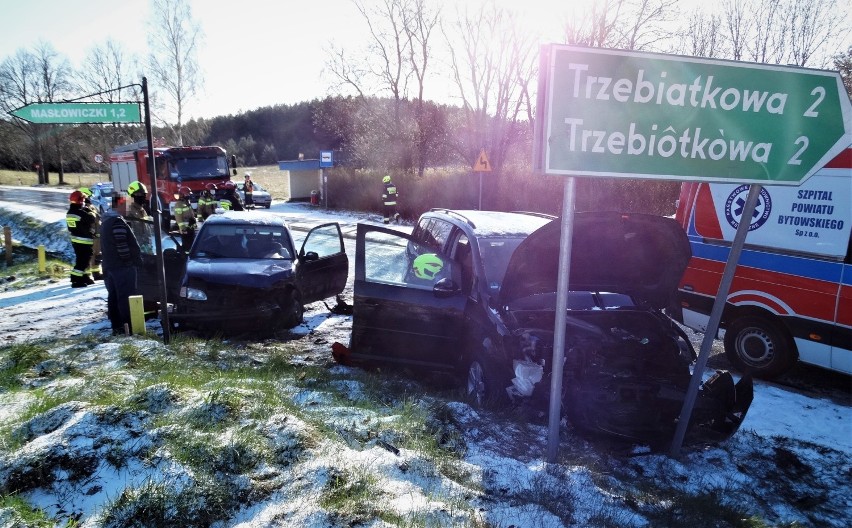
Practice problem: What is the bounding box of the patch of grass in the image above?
[0,494,55,526]
[320,467,382,523]
[100,474,238,527]
[118,342,144,367]
[0,342,50,390]
[636,488,768,528]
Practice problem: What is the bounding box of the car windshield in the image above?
[478,236,526,293]
[192,224,293,259]
[167,156,228,180]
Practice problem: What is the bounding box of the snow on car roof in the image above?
[429,210,552,237]
[203,211,288,227]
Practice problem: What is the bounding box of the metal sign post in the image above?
[472,149,491,210]
[669,184,761,456]
[142,77,171,344]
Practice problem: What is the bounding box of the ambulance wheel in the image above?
[724,315,796,379]
[464,352,507,408]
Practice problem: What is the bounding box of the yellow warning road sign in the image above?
[473,149,491,172]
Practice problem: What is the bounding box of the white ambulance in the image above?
[672,147,851,379]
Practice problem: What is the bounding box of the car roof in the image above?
[202,211,287,227]
[422,209,552,238]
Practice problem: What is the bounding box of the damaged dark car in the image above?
[347,209,752,448]
[131,211,348,334]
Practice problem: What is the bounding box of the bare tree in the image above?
[444,1,536,178]
[746,0,788,64]
[787,0,847,67]
[76,39,144,155]
[147,0,203,145]
[0,42,73,183]
[562,0,676,51]
[834,46,852,97]
[678,9,724,58]
[326,0,444,173]
[404,0,441,176]
[722,0,751,61]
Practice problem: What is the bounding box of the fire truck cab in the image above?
[672,147,851,379]
[109,141,236,227]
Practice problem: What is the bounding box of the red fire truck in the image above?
[671,147,851,379]
[109,140,236,225]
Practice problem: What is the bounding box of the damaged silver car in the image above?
[345,209,752,448]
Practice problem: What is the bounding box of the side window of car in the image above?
[427,220,453,251]
[301,224,343,258]
[364,229,455,291]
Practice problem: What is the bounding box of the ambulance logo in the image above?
[724,184,772,232]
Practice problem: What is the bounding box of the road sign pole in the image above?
[669,183,761,457]
[142,77,171,344]
[547,176,576,463]
[479,173,483,210]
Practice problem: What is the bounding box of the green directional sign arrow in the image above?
[10,102,141,124]
[536,45,852,185]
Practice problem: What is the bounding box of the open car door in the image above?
[296,222,348,304]
[129,217,187,308]
[350,224,466,370]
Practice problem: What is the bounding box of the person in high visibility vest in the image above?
[78,187,103,280]
[198,183,218,220]
[218,181,244,211]
[243,172,255,210]
[173,186,197,250]
[66,190,98,288]
[382,174,400,224]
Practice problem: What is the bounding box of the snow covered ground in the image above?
[0,195,850,527]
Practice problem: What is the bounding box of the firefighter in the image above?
[243,172,255,210]
[382,174,400,224]
[126,181,151,220]
[173,186,197,250]
[218,181,244,211]
[78,187,103,280]
[66,190,98,288]
[198,183,218,220]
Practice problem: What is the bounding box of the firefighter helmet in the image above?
[205,183,218,192]
[222,181,236,190]
[127,181,148,197]
[382,175,391,184]
[413,253,444,280]
[178,186,192,199]
[78,187,92,198]
[69,190,86,204]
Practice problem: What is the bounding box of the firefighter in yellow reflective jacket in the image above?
[382,174,400,224]
[78,187,103,280]
[66,190,98,287]
[198,183,218,220]
[173,186,197,249]
[218,181,244,211]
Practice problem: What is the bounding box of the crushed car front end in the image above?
[496,212,753,447]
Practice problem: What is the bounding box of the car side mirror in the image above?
[433,277,460,298]
[301,251,319,262]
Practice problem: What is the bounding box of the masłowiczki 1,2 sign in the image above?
[10,102,141,125]
[535,45,851,185]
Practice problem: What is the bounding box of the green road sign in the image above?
[10,102,141,124]
[535,45,852,185]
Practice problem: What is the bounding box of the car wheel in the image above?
[723,314,796,379]
[464,352,507,408]
[280,290,304,329]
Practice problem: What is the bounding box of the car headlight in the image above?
[180,286,207,301]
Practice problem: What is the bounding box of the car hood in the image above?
[186,258,294,289]
[499,211,691,309]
